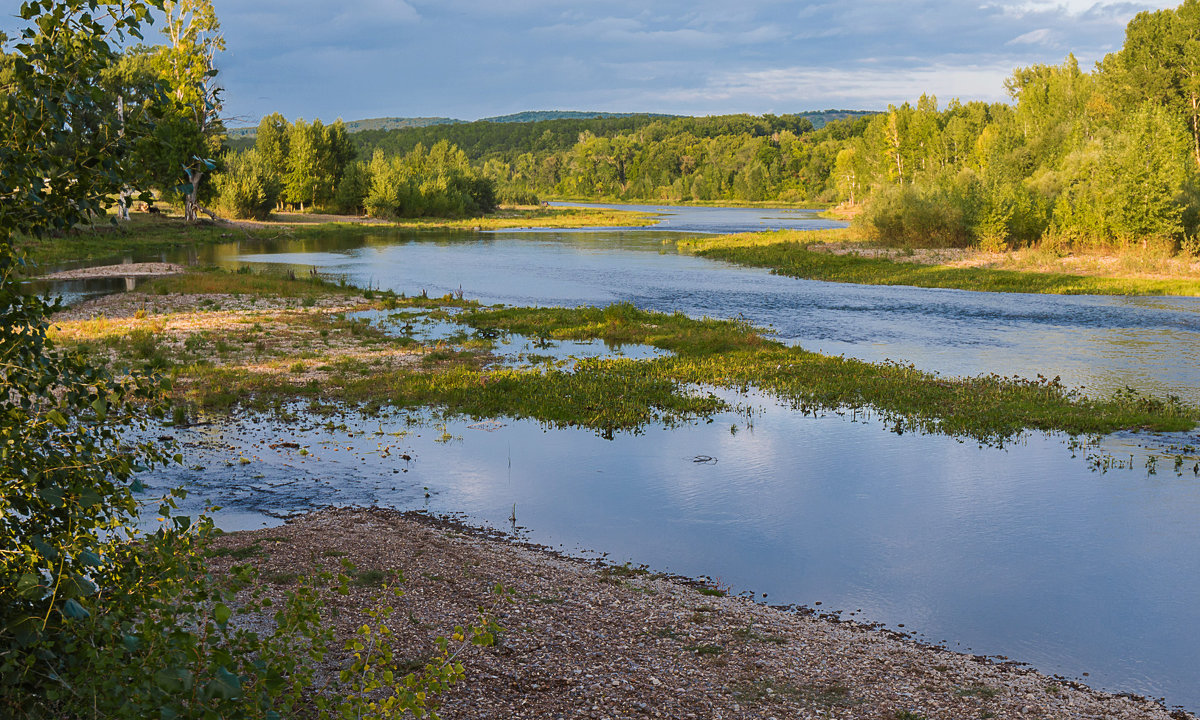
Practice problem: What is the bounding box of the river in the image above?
[48,203,1200,710]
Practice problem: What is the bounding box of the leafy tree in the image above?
[213,149,278,219]
[3,5,488,719]
[1,0,174,710]
[157,0,224,221]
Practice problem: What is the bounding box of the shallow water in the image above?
[37,205,1200,402]
[223,209,1200,404]
[140,398,1200,710]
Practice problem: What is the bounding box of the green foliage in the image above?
[154,0,225,222]
[349,113,867,204]
[1,5,485,718]
[214,148,278,219]
[836,17,1200,253]
[856,183,974,248]
[363,142,497,218]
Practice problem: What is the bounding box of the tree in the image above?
[1102,1,1200,169]
[1,0,171,708]
[284,118,326,210]
[158,0,224,221]
[254,112,290,209]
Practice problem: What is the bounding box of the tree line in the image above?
[216,0,1200,254]
[213,114,496,219]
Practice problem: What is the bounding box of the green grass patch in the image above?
[58,267,1198,443]
[683,230,1200,296]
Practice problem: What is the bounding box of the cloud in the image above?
[1007,28,1059,45]
[1,0,1179,122]
[652,62,1016,112]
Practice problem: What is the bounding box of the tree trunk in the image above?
[184,167,203,223]
[116,95,131,222]
[1191,92,1200,170]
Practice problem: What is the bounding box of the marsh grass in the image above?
[683,229,1200,296]
[56,269,1199,444]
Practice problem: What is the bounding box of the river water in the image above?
[49,203,1200,710]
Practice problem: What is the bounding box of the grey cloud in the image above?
[0,0,1180,123]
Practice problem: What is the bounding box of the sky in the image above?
[2,1,1184,125]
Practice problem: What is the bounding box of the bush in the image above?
[497,185,541,205]
[855,184,973,248]
[213,149,279,220]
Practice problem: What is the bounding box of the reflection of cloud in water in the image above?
[131,392,1200,708]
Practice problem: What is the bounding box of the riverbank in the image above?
[681,228,1200,296]
[15,205,655,268]
[49,268,1198,444]
[206,506,1192,720]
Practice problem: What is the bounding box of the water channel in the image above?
[47,203,1200,710]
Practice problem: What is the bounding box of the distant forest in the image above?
[213,0,1200,255]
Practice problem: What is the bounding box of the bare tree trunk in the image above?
[1191,93,1200,170]
[185,167,203,222]
[116,95,131,221]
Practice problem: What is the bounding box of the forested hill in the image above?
[351,112,872,163]
[479,111,674,123]
[228,116,459,139]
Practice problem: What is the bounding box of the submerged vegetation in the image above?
[53,269,1199,444]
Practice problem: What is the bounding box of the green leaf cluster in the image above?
[1,4,484,718]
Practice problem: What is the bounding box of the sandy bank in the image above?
[207,508,1191,720]
[40,262,186,280]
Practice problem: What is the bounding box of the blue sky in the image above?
[3,1,1182,124]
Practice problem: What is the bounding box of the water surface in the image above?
[142,398,1200,711]
[40,203,1200,710]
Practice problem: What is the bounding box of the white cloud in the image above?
[1007,28,1058,45]
[655,63,1015,110]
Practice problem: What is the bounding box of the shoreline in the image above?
[208,507,1195,719]
[37,261,187,280]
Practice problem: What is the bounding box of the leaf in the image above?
[213,602,231,627]
[46,408,67,428]
[206,666,241,700]
[16,573,42,597]
[79,550,103,566]
[91,396,107,420]
[62,598,90,620]
[123,634,141,652]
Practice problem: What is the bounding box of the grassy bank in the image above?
[16,205,655,269]
[682,229,1200,296]
[50,268,1198,443]
[545,196,827,209]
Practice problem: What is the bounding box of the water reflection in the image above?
[139,397,1200,710]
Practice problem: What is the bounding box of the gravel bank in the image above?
[207,507,1191,720]
[39,262,186,280]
